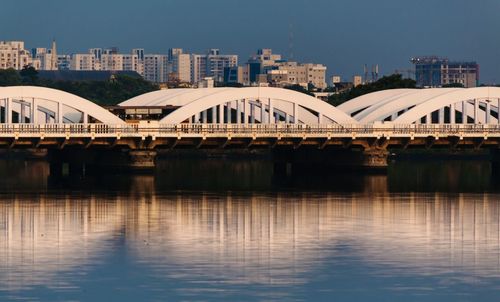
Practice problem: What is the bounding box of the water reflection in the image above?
[1,192,500,299]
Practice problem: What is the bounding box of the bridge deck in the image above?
[0,123,499,150]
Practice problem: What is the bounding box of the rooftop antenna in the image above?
[288,22,294,61]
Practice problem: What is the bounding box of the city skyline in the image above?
[1,0,499,83]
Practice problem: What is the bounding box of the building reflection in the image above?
[1,192,500,291]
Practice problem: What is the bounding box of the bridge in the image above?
[1,86,500,172]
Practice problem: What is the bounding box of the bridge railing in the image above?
[1,123,500,137]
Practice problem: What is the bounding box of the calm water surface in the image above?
[1,158,500,301]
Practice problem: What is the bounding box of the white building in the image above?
[190,54,207,84]
[190,49,238,83]
[144,54,168,83]
[206,49,238,82]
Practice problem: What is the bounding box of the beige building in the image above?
[0,41,34,70]
[353,75,363,87]
[101,54,124,71]
[32,41,58,71]
[70,53,100,70]
[268,62,327,89]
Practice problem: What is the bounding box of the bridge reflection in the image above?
[1,192,500,291]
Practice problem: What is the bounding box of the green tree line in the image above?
[0,67,159,106]
[328,74,417,106]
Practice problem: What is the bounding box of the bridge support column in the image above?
[127,150,157,171]
[361,148,389,169]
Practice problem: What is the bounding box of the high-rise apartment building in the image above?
[101,53,124,71]
[70,53,100,70]
[190,49,238,83]
[167,48,192,83]
[190,54,207,84]
[206,49,238,82]
[144,54,168,83]
[411,56,479,88]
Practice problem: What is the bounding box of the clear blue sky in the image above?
[1,0,499,83]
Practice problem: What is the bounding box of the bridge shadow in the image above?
[0,155,497,194]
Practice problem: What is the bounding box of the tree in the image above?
[215,82,244,88]
[0,68,22,86]
[442,83,464,88]
[20,66,39,85]
[283,84,314,96]
[328,74,416,106]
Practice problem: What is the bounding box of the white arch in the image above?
[122,88,325,124]
[122,89,209,106]
[357,88,463,123]
[122,88,240,107]
[395,87,500,124]
[129,88,329,124]
[337,89,419,115]
[158,87,356,124]
[0,86,125,124]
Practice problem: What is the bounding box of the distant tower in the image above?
[364,64,368,84]
[51,39,58,70]
[371,64,379,82]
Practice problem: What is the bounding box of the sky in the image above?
[1,0,499,83]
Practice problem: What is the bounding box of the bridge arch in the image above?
[0,86,125,124]
[150,87,356,124]
[337,89,419,116]
[395,87,500,124]
[355,88,463,123]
